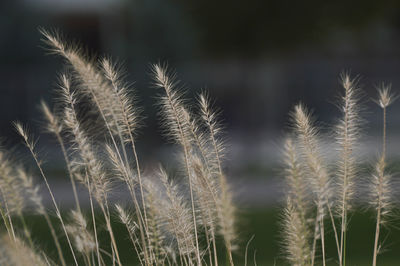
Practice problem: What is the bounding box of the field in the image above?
[20,208,400,265]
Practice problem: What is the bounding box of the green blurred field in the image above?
[238,208,400,265]
[21,208,400,265]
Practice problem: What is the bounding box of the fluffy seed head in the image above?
[335,73,362,215]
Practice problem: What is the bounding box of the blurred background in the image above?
[2,0,400,264]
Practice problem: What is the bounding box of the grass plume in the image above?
[0,30,236,266]
[371,84,396,266]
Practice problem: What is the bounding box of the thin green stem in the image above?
[54,131,81,213]
[0,203,13,240]
[311,205,321,266]
[86,172,102,266]
[342,211,347,266]
[383,107,386,158]
[19,213,34,249]
[0,189,15,241]
[327,204,341,263]
[43,211,67,266]
[320,218,326,266]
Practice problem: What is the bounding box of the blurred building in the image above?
[2,0,400,157]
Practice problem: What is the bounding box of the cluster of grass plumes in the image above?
[0,30,236,266]
[281,75,398,266]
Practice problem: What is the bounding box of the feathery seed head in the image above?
[41,101,62,134]
[66,210,95,254]
[115,204,130,225]
[14,122,27,142]
[158,167,196,256]
[335,73,362,216]
[370,155,393,225]
[152,63,168,88]
[217,174,236,250]
[105,143,130,182]
[198,93,210,118]
[70,210,87,228]
[292,103,312,135]
[0,154,26,215]
[377,84,396,108]
[60,73,71,90]
[14,122,35,150]
[291,103,331,216]
[282,197,311,266]
[15,167,44,214]
[101,58,118,83]
[198,92,217,138]
[100,57,141,139]
[151,63,180,96]
[40,28,66,54]
[282,137,310,218]
[341,73,352,91]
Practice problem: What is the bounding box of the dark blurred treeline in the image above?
[2,0,400,156]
